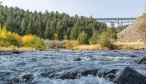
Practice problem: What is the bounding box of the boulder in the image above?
[22,74,34,82]
[102,69,118,81]
[138,57,146,64]
[57,68,98,79]
[114,67,146,84]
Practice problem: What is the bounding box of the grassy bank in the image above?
[43,40,145,51]
[0,46,36,51]
[73,44,101,50]
[114,42,144,50]
[72,42,144,51]
[1,40,144,51]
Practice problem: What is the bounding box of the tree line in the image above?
[0,6,108,41]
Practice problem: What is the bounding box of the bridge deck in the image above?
[95,18,136,26]
[96,18,136,20]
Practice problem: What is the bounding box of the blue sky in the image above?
[2,0,146,18]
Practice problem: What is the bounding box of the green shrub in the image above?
[77,31,89,44]
[99,31,114,49]
[107,27,117,40]
[90,31,99,44]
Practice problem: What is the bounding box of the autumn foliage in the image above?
[22,34,46,49]
[0,26,46,49]
[0,26,22,47]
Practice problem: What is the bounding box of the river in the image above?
[0,49,146,84]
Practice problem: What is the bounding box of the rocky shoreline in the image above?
[0,50,39,55]
[0,50,24,55]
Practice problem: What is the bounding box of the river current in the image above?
[0,49,146,84]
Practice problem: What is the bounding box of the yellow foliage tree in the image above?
[0,26,22,47]
[0,26,46,49]
[22,34,46,49]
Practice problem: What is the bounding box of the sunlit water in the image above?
[0,49,146,84]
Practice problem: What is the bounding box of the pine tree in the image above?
[45,20,51,39]
[20,18,27,35]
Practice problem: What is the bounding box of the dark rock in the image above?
[22,74,34,82]
[12,50,22,54]
[114,67,146,84]
[58,68,98,79]
[98,69,118,81]
[81,68,97,76]
[103,69,118,81]
[73,58,81,61]
[0,50,23,55]
[139,57,146,64]
[58,71,78,79]
[128,54,137,58]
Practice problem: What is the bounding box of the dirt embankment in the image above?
[117,13,146,42]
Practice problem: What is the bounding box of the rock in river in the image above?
[73,58,81,61]
[138,57,146,64]
[21,74,34,83]
[57,68,98,79]
[114,67,146,84]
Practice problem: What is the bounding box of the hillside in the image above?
[117,13,146,42]
[0,6,107,41]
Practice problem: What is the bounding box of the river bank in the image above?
[0,47,38,55]
[73,42,145,50]
[44,40,145,50]
[0,41,145,52]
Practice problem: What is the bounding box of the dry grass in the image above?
[1,42,143,51]
[0,46,36,51]
[73,44,101,50]
[114,42,144,50]
[44,40,79,49]
[72,42,144,50]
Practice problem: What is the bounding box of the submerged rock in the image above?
[138,57,146,64]
[114,67,146,84]
[128,54,137,58]
[6,77,20,84]
[73,58,81,61]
